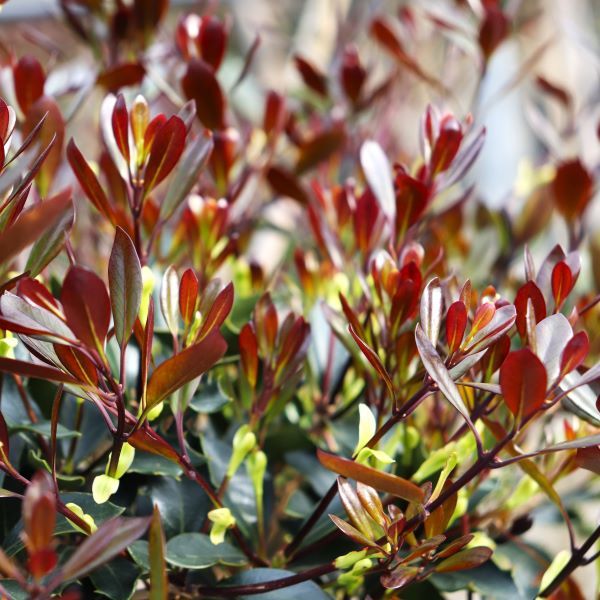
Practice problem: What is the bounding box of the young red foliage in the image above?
[500,349,547,418]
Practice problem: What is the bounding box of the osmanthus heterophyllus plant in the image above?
[0,0,598,598]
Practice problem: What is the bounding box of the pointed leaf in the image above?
[446,301,467,354]
[60,517,150,583]
[149,506,167,600]
[420,277,443,347]
[112,94,130,164]
[61,266,111,351]
[317,449,424,503]
[196,282,234,341]
[143,116,186,193]
[146,330,227,410]
[67,139,115,224]
[109,228,142,348]
[349,325,394,400]
[160,266,179,340]
[435,547,493,573]
[161,131,213,221]
[415,324,473,428]
[0,190,72,266]
[178,269,199,326]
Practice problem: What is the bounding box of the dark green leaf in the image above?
[89,557,141,600]
[165,533,246,569]
[224,568,332,600]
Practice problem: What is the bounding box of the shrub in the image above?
[0,1,598,598]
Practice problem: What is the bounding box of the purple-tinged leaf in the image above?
[109,228,142,348]
[145,330,227,411]
[415,324,473,429]
[59,517,150,583]
[61,266,111,352]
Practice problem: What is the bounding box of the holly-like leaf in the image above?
[500,349,547,418]
[109,228,142,348]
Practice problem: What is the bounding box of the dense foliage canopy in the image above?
[0,0,598,598]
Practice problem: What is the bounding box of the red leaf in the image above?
[239,323,258,388]
[478,5,509,60]
[0,189,72,265]
[514,281,546,339]
[145,329,227,409]
[96,62,146,92]
[266,165,308,204]
[295,127,345,174]
[67,139,115,224]
[552,159,593,221]
[551,261,574,309]
[54,344,98,386]
[349,325,394,400]
[61,266,111,352]
[128,425,180,463]
[430,116,462,175]
[574,446,600,476]
[340,45,366,104]
[500,349,547,418]
[60,517,150,582]
[435,546,493,573]
[293,55,328,97]
[14,56,45,114]
[317,449,425,503]
[446,301,467,354]
[0,357,77,384]
[394,169,430,233]
[143,116,186,193]
[23,471,55,556]
[263,91,285,136]
[196,282,234,341]
[560,331,589,377]
[112,94,130,164]
[199,16,227,71]
[23,95,65,196]
[182,59,226,130]
[179,269,199,326]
